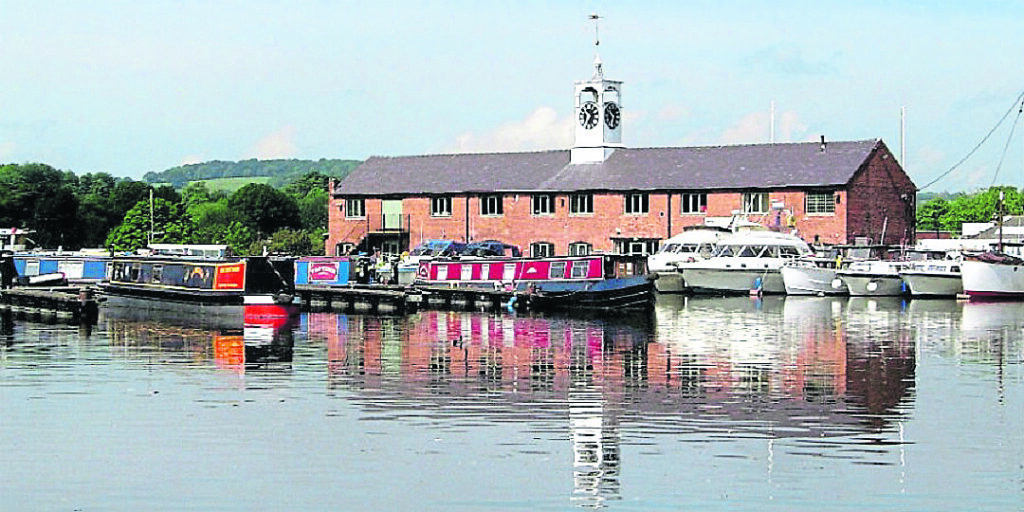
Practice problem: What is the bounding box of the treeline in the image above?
[144,158,360,188]
[917,186,1024,234]
[0,162,339,255]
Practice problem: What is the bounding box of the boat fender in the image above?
[831,278,844,289]
[866,280,879,292]
[750,277,763,297]
[506,295,517,311]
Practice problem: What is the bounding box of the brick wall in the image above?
[844,144,917,245]
[326,145,916,254]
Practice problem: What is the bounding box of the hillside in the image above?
[143,158,361,188]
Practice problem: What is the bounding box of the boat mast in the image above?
[998,190,1004,252]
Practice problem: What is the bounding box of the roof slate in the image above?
[335,139,885,196]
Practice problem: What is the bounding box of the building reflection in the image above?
[311,296,919,504]
[100,307,295,373]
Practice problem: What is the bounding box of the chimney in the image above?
[819,135,827,152]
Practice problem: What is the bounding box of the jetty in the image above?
[0,287,100,324]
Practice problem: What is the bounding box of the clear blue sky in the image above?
[3,1,1024,193]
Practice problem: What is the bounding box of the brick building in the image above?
[328,51,916,257]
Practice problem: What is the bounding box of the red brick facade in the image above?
[327,143,916,256]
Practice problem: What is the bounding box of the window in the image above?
[570,260,590,278]
[742,192,769,214]
[336,242,355,256]
[569,193,594,215]
[344,198,365,218]
[615,239,659,255]
[531,194,555,215]
[548,261,567,279]
[805,192,836,215]
[680,192,707,214]
[480,195,504,216]
[530,241,555,258]
[568,242,592,256]
[624,193,649,215]
[431,196,452,217]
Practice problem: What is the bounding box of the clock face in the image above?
[579,101,599,129]
[604,102,620,129]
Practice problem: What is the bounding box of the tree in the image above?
[916,198,950,232]
[105,198,194,251]
[228,183,302,237]
[251,228,315,255]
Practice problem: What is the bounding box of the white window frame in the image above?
[569,193,594,215]
[680,192,707,214]
[624,193,649,215]
[805,192,836,215]
[568,242,592,256]
[430,196,452,217]
[742,192,769,214]
[480,195,504,216]
[530,242,555,258]
[531,194,555,216]
[344,198,365,219]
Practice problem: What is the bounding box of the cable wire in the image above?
[919,90,1024,191]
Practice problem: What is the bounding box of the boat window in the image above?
[128,264,140,282]
[436,265,448,280]
[461,264,473,281]
[715,245,735,257]
[779,245,803,257]
[660,243,680,253]
[549,261,567,279]
[152,264,163,283]
[951,265,960,272]
[737,245,759,257]
[571,260,589,278]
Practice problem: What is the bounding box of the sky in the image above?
[3,1,1024,193]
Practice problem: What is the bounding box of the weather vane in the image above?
[589,13,601,49]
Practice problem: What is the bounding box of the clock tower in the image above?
[571,14,623,164]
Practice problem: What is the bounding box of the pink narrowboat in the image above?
[414,254,655,312]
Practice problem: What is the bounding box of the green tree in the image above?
[939,186,1024,234]
[916,198,950,232]
[250,228,315,255]
[228,183,302,237]
[105,198,195,251]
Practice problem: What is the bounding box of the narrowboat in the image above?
[98,253,298,322]
[13,250,110,285]
[415,253,655,312]
[295,256,353,286]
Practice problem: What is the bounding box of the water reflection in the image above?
[100,306,296,373]
[2,295,1022,510]
[309,297,923,506]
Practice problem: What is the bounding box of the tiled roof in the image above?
[335,139,885,196]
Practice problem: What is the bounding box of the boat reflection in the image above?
[100,307,295,373]
[312,299,918,506]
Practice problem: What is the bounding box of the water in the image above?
[1,296,1022,511]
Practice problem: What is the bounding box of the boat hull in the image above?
[682,267,785,295]
[899,271,963,297]
[961,259,1024,299]
[524,277,654,312]
[837,274,905,296]
[781,265,846,296]
[653,271,686,293]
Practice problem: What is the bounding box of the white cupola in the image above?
[571,14,623,164]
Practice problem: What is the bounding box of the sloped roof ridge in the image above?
[619,138,880,152]
[365,148,567,161]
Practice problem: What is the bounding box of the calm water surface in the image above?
[1,296,1022,511]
